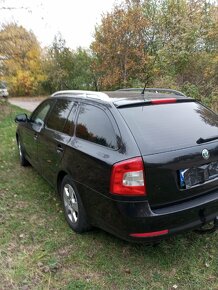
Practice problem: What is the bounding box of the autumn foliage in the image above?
[92,4,149,89]
[0,0,217,110]
[0,23,45,95]
[92,1,218,101]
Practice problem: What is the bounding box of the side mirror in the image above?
[15,113,28,123]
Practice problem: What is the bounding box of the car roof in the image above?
[52,88,193,108]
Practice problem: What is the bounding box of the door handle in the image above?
[57,144,64,153]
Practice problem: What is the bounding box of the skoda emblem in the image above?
[202,149,210,160]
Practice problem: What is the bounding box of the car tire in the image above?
[61,175,91,233]
[17,138,29,166]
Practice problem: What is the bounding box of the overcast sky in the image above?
[1,0,120,49]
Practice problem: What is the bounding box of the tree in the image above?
[42,34,95,93]
[91,0,218,100]
[92,1,149,90]
[71,48,95,90]
[42,34,73,92]
[0,23,45,96]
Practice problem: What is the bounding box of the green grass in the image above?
[0,100,217,290]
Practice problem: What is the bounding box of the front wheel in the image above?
[61,175,91,233]
[17,138,29,166]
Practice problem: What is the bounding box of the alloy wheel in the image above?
[63,184,78,223]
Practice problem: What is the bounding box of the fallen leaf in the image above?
[37,262,43,268]
[124,268,131,274]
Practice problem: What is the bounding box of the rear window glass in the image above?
[119,102,218,155]
[0,83,6,89]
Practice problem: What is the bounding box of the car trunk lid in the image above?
[143,143,218,207]
[118,101,218,207]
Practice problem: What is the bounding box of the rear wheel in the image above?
[17,138,29,166]
[61,175,91,233]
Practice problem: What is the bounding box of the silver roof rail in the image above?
[117,87,186,97]
[117,88,143,92]
[51,90,110,102]
[142,88,186,97]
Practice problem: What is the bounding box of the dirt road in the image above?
[8,97,46,112]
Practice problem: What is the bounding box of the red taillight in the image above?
[110,157,146,196]
[151,98,176,104]
[130,229,169,238]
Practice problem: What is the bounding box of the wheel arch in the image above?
[16,132,19,144]
[57,170,68,194]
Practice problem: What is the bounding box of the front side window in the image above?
[31,100,52,126]
[76,104,117,149]
[46,99,74,133]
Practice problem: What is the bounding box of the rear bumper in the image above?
[96,190,218,242]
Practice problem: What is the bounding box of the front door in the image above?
[22,100,53,169]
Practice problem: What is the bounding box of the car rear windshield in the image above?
[0,83,6,89]
[119,102,218,155]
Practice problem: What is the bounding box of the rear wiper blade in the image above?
[196,136,218,144]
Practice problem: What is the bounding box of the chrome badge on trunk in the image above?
[202,149,210,160]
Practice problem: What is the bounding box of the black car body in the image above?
[15,89,218,242]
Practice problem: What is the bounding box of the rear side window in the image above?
[46,99,73,133]
[119,102,218,155]
[76,104,117,149]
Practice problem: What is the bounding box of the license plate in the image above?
[179,161,218,189]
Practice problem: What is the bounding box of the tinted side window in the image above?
[63,104,78,136]
[76,104,117,149]
[31,100,52,126]
[46,99,73,133]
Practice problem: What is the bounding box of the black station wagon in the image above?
[15,88,218,242]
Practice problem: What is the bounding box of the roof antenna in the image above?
[141,82,146,95]
[141,82,146,103]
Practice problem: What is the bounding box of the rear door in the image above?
[119,101,218,208]
[65,102,121,191]
[62,102,122,223]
